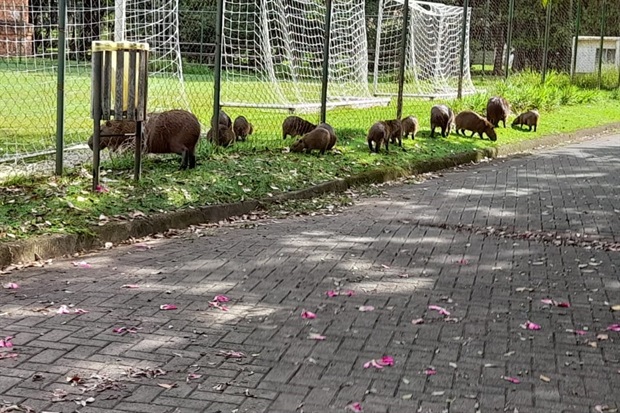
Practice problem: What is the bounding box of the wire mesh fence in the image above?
[0,0,618,180]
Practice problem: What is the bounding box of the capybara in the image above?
[282,116,316,140]
[401,116,419,139]
[454,110,497,141]
[430,105,454,138]
[207,124,236,147]
[367,121,389,154]
[233,116,253,142]
[88,109,201,169]
[317,122,337,150]
[486,96,511,128]
[384,119,403,147]
[212,110,232,129]
[290,127,330,155]
[512,109,539,132]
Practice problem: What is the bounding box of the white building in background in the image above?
[571,36,620,74]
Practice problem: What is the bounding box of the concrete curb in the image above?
[2,122,620,269]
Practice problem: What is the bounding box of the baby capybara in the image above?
[317,122,337,150]
[401,116,419,139]
[233,116,253,142]
[290,127,330,155]
[213,110,232,129]
[88,110,201,169]
[207,124,236,147]
[282,116,316,140]
[430,105,454,138]
[454,110,497,141]
[486,96,511,128]
[367,121,389,154]
[384,119,403,147]
[512,109,539,132]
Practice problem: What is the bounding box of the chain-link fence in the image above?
[0,0,618,180]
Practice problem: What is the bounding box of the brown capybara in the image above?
[290,127,331,155]
[211,110,232,129]
[88,110,201,169]
[317,122,337,150]
[233,116,253,142]
[207,124,236,147]
[401,116,419,139]
[454,110,497,141]
[282,116,316,140]
[384,119,403,147]
[486,96,511,128]
[512,109,539,132]
[367,121,389,153]
[430,105,454,138]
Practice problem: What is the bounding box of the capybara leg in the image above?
[368,141,374,152]
[430,127,436,138]
[384,140,389,153]
[320,148,326,155]
[441,127,446,137]
[189,152,196,169]
[502,119,506,128]
[179,149,189,170]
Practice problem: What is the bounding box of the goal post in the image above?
[220,0,390,112]
[373,0,476,99]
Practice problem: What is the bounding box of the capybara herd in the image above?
[89,96,539,169]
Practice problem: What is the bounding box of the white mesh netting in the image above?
[0,0,186,167]
[221,0,389,111]
[373,0,476,98]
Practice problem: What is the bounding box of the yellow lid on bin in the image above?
[92,40,149,52]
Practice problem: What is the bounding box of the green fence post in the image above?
[571,0,581,82]
[320,0,333,124]
[396,0,409,119]
[457,0,469,100]
[505,0,514,79]
[598,0,607,89]
[212,0,224,142]
[541,1,552,83]
[55,0,67,176]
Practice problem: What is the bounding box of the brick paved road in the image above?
[1,134,620,413]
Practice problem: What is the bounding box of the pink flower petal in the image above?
[540,298,555,305]
[72,261,92,268]
[380,356,394,366]
[412,318,425,325]
[428,305,450,316]
[575,329,588,335]
[503,376,521,384]
[456,258,469,265]
[307,333,326,341]
[133,243,152,250]
[346,402,363,412]
[208,301,229,311]
[607,324,620,332]
[73,308,89,315]
[557,302,571,308]
[121,284,140,289]
[344,290,355,297]
[326,290,338,297]
[56,305,71,314]
[186,373,202,381]
[113,327,127,334]
[522,321,541,331]
[363,359,383,369]
[160,304,177,310]
[217,350,246,359]
[3,283,19,289]
[301,310,317,319]
[424,368,436,375]
[0,353,18,360]
[95,184,109,193]
[0,336,13,348]
[358,306,375,312]
[213,295,229,303]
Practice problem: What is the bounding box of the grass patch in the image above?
[1,71,620,242]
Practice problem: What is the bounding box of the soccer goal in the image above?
[221,0,390,112]
[373,0,476,99]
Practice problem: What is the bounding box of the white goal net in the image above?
[221,0,389,112]
[373,0,476,98]
[0,0,186,170]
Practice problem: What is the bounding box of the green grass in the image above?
[1,69,620,242]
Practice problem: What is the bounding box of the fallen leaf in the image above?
[424,368,436,376]
[159,304,177,310]
[428,305,450,316]
[521,321,541,330]
[611,305,620,312]
[449,362,458,369]
[358,306,375,312]
[121,284,140,289]
[597,333,609,341]
[539,375,551,382]
[3,283,19,289]
[157,383,178,389]
[72,261,92,268]
[217,350,246,359]
[503,376,521,384]
[588,341,598,348]
[411,318,425,325]
[133,243,152,250]
[0,353,18,360]
[431,390,445,396]
[346,402,363,412]
[301,310,317,319]
[402,394,413,400]
[186,373,202,382]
